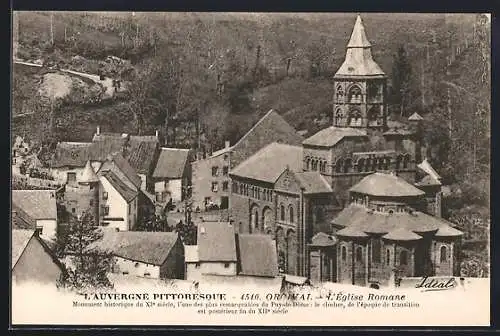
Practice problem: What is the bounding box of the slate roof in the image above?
[237,234,278,277]
[12,203,36,230]
[51,142,92,168]
[295,172,333,194]
[87,231,180,266]
[184,245,199,263]
[99,153,142,190]
[230,143,303,183]
[349,172,425,197]
[332,203,463,238]
[309,232,338,247]
[12,190,57,220]
[12,229,34,268]
[197,221,237,262]
[335,15,386,78]
[153,148,190,179]
[303,126,367,147]
[90,134,127,161]
[102,171,138,203]
[126,136,159,174]
[382,228,423,241]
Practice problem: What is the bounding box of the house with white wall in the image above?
[12,190,58,240]
[87,230,185,279]
[197,221,238,276]
[184,245,201,281]
[152,148,191,205]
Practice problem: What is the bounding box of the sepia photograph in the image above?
[10,11,491,327]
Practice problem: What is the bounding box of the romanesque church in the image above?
[229,15,462,287]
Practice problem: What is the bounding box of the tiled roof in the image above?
[126,136,159,174]
[309,232,337,247]
[332,203,463,237]
[12,203,36,230]
[51,142,92,168]
[303,126,367,147]
[349,172,425,197]
[102,171,138,203]
[12,229,34,268]
[90,134,127,161]
[230,143,303,183]
[237,234,278,277]
[197,221,237,262]
[336,226,369,238]
[184,245,199,263]
[99,153,142,190]
[87,230,180,266]
[382,228,422,241]
[295,172,333,194]
[152,148,190,179]
[12,190,57,220]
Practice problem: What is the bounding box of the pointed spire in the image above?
[347,15,372,48]
[79,160,99,184]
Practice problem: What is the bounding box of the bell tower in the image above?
[333,15,388,130]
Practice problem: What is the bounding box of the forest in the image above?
[11,12,490,275]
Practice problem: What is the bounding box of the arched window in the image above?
[372,238,381,263]
[367,106,378,122]
[254,210,259,230]
[336,159,344,173]
[357,158,365,172]
[403,154,410,169]
[336,85,344,101]
[440,245,448,262]
[384,157,390,170]
[341,245,347,261]
[348,109,362,127]
[348,85,362,103]
[386,248,391,264]
[377,157,384,170]
[288,205,294,223]
[312,159,318,171]
[400,250,408,266]
[280,204,285,221]
[356,246,363,262]
[343,158,352,173]
[335,108,343,126]
[306,157,311,170]
[395,155,402,170]
[239,184,244,195]
[371,157,377,171]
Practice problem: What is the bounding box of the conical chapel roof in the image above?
[79,160,99,183]
[347,15,372,48]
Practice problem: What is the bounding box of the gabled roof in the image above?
[99,152,142,190]
[237,234,278,277]
[152,148,190,179]
[126,136,159,174]
[12,190,57,220]
[51,142,92,168]
[87,230,180,266]
[408,112,424,121]
[197,221,237,262]
[349,172,425,197]
[12,203,36,230]
[80,160,99,183]
[332,203,463,237]
[303,126,367,147]
[90,134,127,161]
[309,232,337,247]
[102,171,138,203]
[12,229,34,268]
[294,172,333,194]
[230,143,302,183]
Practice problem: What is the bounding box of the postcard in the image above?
[10,11,491,327]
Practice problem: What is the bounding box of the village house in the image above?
[11,135,32,163]
[331,172,463,287]
[12,229,65,285]
[152,148,191,207]
[12,190,58,240]
[185,220,279,280]
[87,230,185,279]
[191,109,304,211]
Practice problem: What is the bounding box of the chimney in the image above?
[225,140,230,149]
[96,126,100,135]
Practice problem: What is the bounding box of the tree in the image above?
[390,45,412,117]
[56,210,114,292]
[136,213,172,232]
[175,220,197,245]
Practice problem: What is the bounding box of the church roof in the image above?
[435,225,463,237]
[295,172,333,194]
[349,172,425,197]
[303,126,367,147]
[336,226,369,238]
[309,232,337,247]
[382,228,422,241]
[335,15,386,78]
[79,160,99,183]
